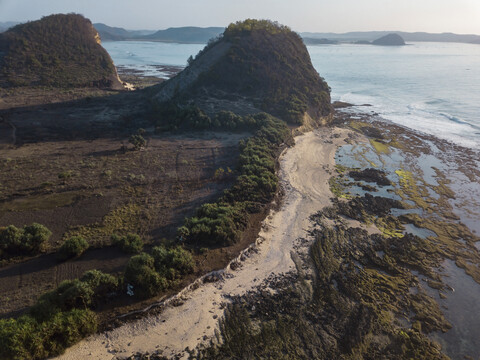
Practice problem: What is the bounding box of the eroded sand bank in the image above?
[56,126,353,360]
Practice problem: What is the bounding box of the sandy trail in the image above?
[56,127,351,360]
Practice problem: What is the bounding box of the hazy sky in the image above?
[1,0,479,34]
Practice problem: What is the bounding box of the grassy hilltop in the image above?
[0,14,122,89]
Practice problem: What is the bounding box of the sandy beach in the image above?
[56,126,353,360]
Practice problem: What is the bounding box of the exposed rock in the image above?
[349,168,392,186]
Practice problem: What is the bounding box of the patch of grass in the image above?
[0,192,80,212]
[64,203,142,246]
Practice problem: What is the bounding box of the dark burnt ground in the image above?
[0,122,248,318]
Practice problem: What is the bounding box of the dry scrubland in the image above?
[0,132,244,317]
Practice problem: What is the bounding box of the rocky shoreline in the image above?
[56,108,480,359]
[192,110,480,359]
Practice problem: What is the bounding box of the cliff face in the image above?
[154,19,331,125]
[0,14,123,89]
[372,33,406,46]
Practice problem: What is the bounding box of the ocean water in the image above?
[308,42,480,149]
[103,40,480,149]
[103,41,203,76]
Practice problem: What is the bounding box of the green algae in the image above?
[329,176,352,199]
[375,215,404,238]
[395,169,431,211]
[370,138,391,154]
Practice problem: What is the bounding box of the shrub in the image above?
[184,202,247,246]
[0,267,113,359]
[111,233,143,254]
[0,223,51,258]
[0,309,97,360]
[151,245,195,280]
[22,223,52,253]
[129,134,146,150]
[30,269,118,322]
[57,236,89,261]
[124,253,167,298]
[80,269,118,300]
[30,279,94,321]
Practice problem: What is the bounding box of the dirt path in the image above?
[56,127,352,360]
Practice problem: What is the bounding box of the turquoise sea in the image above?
[103,40,480,149]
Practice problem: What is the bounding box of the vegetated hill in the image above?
[143,26,224,43]
[153,19,331,125]
[0,14,123,88]
[93,23,132,41]
[93,23,156,41]
[372,33,405,46]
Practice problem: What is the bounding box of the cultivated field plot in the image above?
[0,132,243,317]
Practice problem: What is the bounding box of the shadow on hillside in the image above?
[0,87,154,145]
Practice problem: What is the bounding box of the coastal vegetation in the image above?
[178,112,292,247]
[0,223,51,260]
[0,269,119,359]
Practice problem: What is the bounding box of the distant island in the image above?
[301,30,480,45]
[372,33,406,46]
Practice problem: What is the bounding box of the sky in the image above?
[0,0,479,34]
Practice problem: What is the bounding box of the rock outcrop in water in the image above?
[0,14,123,89]
[372,33,406,46]
[153,19,332,124]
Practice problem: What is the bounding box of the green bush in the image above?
[124,253,167,298]
[57,236,89,260]
[80,269,118,300]
[151,245,195,280]
[0,309,97,360]
[30,279,94,321]
[111,233,144,254]
[22,223,52,253]
[184,202,247,246]
[30,269,118,321]
[0,268,115,359]
[129,134,146,150]
[0,223,51,258]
